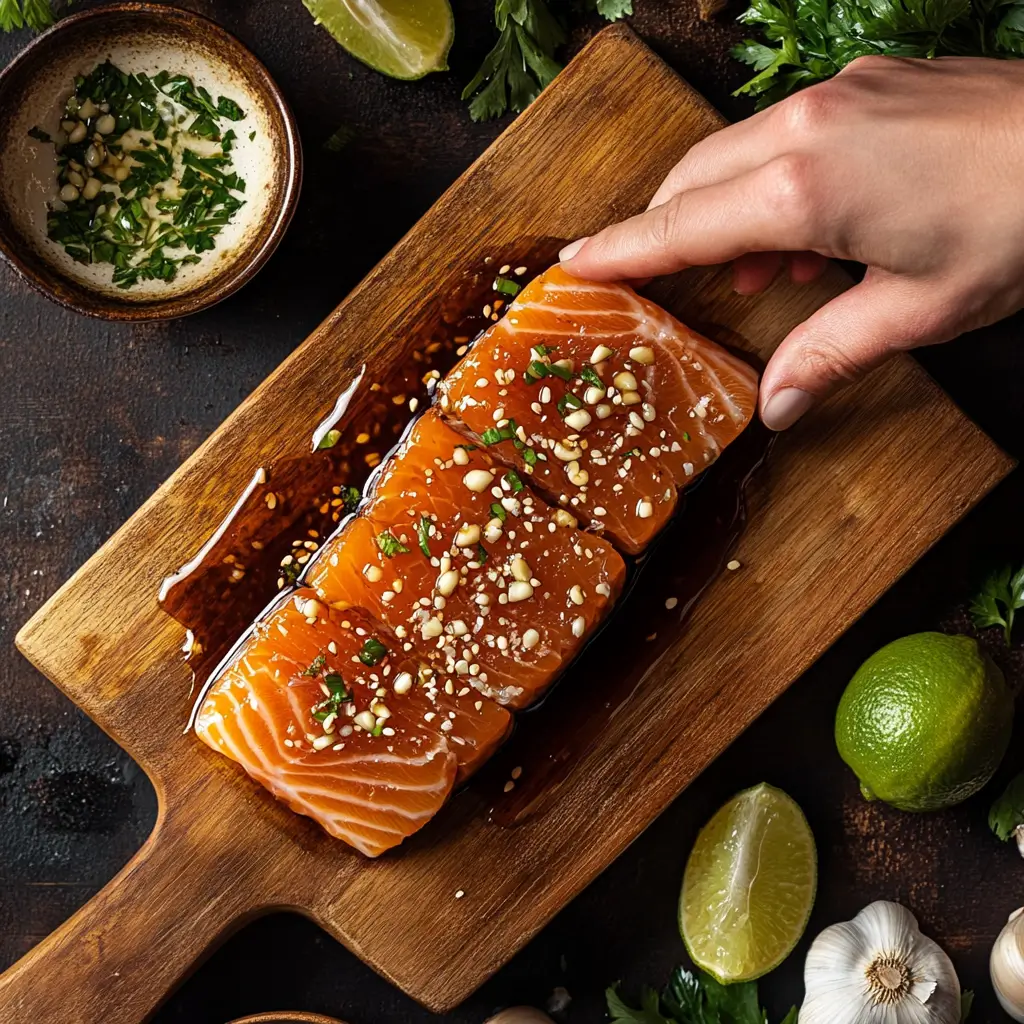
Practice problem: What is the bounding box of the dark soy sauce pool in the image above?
[159,252,771,824]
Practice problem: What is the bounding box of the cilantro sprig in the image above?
[732,0,1024,109]
[989,770,1024,849]
[608,967,797,1024]
[969,563,1024,647]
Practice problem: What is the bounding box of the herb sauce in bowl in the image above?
[0,7,295,313]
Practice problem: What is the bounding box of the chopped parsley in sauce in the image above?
[30,61,249,289]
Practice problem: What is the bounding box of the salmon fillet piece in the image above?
[308,410,627,708]
[194,591,510,855]
[438,265,760,554]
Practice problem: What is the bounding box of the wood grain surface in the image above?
[3,25,1015,1022]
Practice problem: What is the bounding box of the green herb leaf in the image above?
[606,986,673,1024]
[557,392,584,416]
[990,771,1024,842]
[594,0,633,18]
[341,485,361,513]
[970,563,1024,646]
[317,428,342,450]
[580,365,603,388]
[463,0,567,121]
[358,637,388,666]
[417,515,433,558]
[303,653,327,677]
[960,990,974,1022]
[376,530,410,558]
[505,469,525,493]
[324,123,356,153]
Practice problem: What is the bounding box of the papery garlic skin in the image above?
[484,1009,553,1024]
[801,901,961,1024]
[991,908,1024,1023]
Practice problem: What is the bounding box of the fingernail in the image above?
[761,388,814,431]
[559,237,589,263]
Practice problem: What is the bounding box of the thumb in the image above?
[759,275,954,430]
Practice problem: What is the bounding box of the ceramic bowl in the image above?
[228,1014,347,1024]
[0,2,301,320]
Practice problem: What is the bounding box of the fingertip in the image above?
[788,251,828,285]
[558,237,589,264]
[733,252,782,295]
[759,387,815,431]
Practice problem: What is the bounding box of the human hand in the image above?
[558,56,1024,429]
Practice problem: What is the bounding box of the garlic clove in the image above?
[484,1009,553,1024]
[991,907,1024,1023]
[802,900,961,1024]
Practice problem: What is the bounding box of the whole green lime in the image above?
[835,632,1013,812]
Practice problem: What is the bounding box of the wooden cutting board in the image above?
[5,24,1014,1022]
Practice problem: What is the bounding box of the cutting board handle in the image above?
[0,801,250,1023]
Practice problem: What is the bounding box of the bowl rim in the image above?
[226,1014,348,1024]
[0,1,303,322]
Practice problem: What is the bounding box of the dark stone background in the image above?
[2,2,1023,1021]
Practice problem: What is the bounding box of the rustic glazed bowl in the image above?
[0,3,301,320]
[228,1014,347,1024]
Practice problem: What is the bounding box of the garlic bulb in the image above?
[484,1009,553,1024]
[801,901,961,1024]
[991,907,1024,1022]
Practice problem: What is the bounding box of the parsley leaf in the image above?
[592,0,634,19]
[969,563,1024,646]
[732,0,1024,109]
[463,0,566,121]
[989,770,1024,842]
[608,967,796,1024]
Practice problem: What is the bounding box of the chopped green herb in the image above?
[371,722,385,737]
[323,123,356,153]
[494,275,521,297]
[682,432,691,442]
[358,637,389,666]
[42,61,248,290]
[303,653,327,677]
[341,485,361,513]
[376,530,410,558]
[481,422,516,445]
[580,366,603,388]
[311,671,351,722]
[557,392,583,416]
[990,771,1024,843]
[505,469,525,493]
[522,447,539,466]
[621,447,642,458]
[248,130,256,142]
[534,344,556,356]
[546,362,573,381]
[417,515,433,558]
[324,673,348,697]
[490,501,507,522]
[456,443,479,452]
[525,360,549,381]
[476,543,489,564]
[280,561,302,585]
[317,428,342,450]
[27,126,51,143]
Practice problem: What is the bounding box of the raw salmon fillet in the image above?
[438,265,760,554]
[194,590,511,855]
[308,410,627,708]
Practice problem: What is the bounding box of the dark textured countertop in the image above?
[2,2,1023,1021]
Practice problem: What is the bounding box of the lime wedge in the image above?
[303,0,454,80]
[680,783,816,984]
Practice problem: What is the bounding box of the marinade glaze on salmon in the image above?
[438,265,760,554]
[309,411,627,709]
[194,267,760,856]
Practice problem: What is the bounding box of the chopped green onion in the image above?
[523,447,539,466]
[417,516,433,558]
[490,502,507,522]
[358,637,388,666]
[525,360,549,381]
[476,543,489,564]
[303,653,326,677]
[557,393,584,416]
[546,363,573,381]
[494,276,521,297]
[376,530,410,558]
[534,344,556,357]
[580,366,603,388]
[682,432,691,442]
[317,429,341,450]
[456,443,479,452]
[621,447,642,458]
[341,485,361,513]
[324,673,348,698]
[505,469,525,493]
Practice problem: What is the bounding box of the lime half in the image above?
[303,0,454,80]
[680,784,816,984]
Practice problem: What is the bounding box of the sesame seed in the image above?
[727,559,742,571]
[503,781,516,793]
